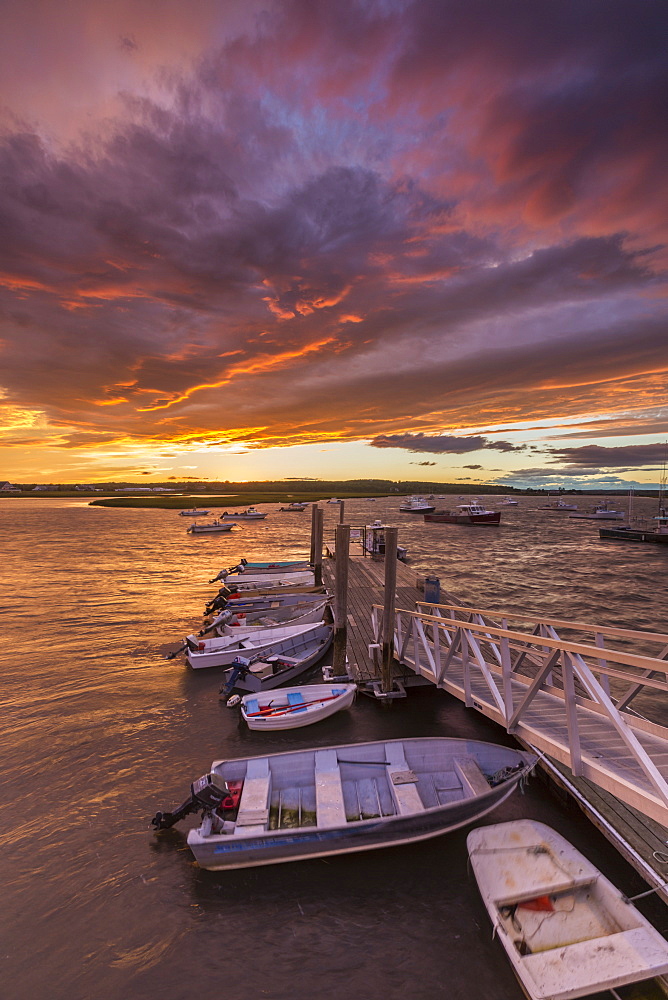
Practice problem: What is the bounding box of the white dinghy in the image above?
[203,598,331,635]
[240,683,357,731]
[184,620,328,669]
[221,569,315,590]
[151,737,536,871]
[467,819,668,1000]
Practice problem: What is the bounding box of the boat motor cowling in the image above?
[151,772,234,830]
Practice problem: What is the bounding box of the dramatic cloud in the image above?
[0,0,667,482]
[547,444,668,468]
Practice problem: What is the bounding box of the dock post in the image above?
[381,527,398,693]
[313,506,324,586]
[339,500,345,524]
[309,504,319,565]
[332,523,350,675]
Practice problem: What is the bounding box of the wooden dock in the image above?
[320,545,668,901]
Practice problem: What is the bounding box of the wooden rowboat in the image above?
[467,819,668,1000]
[185,620,330,670]
[151,737,536,870]
[240,683,357,731]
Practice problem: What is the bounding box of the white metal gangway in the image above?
[370,600,668,828]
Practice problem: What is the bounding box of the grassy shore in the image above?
[88,491,391,509]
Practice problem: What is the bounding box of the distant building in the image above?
[0,482,20,492]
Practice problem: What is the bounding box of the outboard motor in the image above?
[209,562,246,584]
[219,655,251,700]
[204,587,232,615]
[199,608,235,636]
[151,772,242,830]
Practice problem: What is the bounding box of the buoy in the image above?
[226,694,241,708]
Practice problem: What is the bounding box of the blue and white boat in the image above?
[151,737,536,870]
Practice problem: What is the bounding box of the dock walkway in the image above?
[320,547,668,900]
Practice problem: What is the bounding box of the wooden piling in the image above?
[313,506,324,586]
[381,527,398,693]
[339,500,345,524]
[332,523,350,674]
[309,504,318,566]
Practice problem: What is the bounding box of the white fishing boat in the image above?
[219,507,268,520]
[184,620,328,669]
[569,500,624,520]
[179,507,211,516]
[187,519,238,533]
[203,597,331,635]
[239,683,357,731]
[467,819,668,1000]
[501,498,519,505]
[151,737,536,870]
[424,502,501,524]
[399,495,436,513]
[279,502,308,511]
[209,560,310,583]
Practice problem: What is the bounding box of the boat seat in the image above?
[268,655,300,666]
[240,639,258,649]
[454,757,490,798]
[315,749,347,827]
[235,757,271,833]
[519,928,668,1000]
[287,692,307,712]
[245,699,259,715]
[384,743,425,815]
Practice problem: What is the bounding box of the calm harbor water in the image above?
[2,495,667,1000]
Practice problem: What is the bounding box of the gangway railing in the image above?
[370,601,668,827]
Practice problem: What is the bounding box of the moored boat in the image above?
[569,500,624,520]
[399,495,436,513]
[424,502,501,524]
[187,519,238,533]
[220,569,316,590]
[184,620,329,669]
[217,624,334,693]
[240,683,357,731]
[539,499,579,511]
[179,507,211,516]
[279,502,308,511]
[200,597,331,635]
[467,819,668,1000]
[219,507,268,520]
[151,737,536,870]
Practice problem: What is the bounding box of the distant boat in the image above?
[540,499,579,511]
[327,498,342,504]
[424,502,501,525]
[569,500,624,520]
[184,620,330,670]
[468,819,668,1000]
[187,519,238,533]
[500,498,518,506]
[279,502,308,511]
[399,495,436,513]
[151,737,536,870]
[220,507,268,520]
[179,508,211,516]
[240,683,357,731]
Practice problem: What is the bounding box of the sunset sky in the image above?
[1,0,667,488]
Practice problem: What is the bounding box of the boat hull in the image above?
[240,683,357,730]
[187,521,237,533]
[468,820,668,1000]
[224,570,315,589]
[185,621,328,669]
[424,511,501,524]
[223,627,334,691]
[182,738,535,870]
